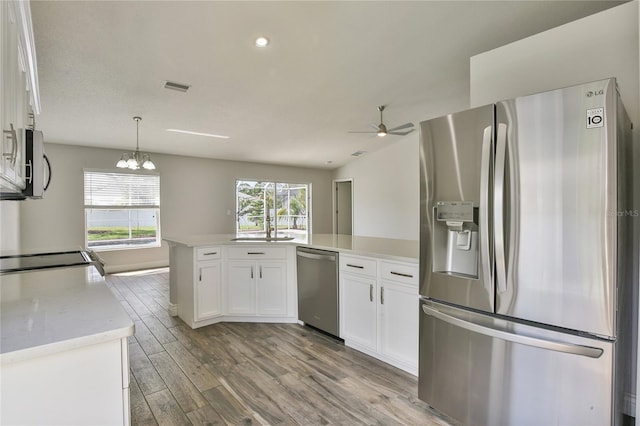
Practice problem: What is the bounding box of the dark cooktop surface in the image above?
[0,251,92,273]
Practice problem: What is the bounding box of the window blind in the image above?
[84,171,160,208]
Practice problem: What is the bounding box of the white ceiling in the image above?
[31,0,624,169]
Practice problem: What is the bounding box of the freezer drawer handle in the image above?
[390,271,413,278]
[248,252,265,255]
[421,304,604,359]
[297,251,336,262]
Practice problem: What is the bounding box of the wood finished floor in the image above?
[105,268,454,426]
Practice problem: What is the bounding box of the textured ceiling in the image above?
[30,0,625,169]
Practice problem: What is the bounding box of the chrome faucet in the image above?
[265,213,272,239]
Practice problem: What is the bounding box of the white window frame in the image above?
[84,169,161,251]
[235,179,311,240]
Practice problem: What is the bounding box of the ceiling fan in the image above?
[349,105,415,137]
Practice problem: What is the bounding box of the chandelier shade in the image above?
[116,116,156,170]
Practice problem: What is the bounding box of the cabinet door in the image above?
[379,281,418,369]
[195,261,221,320]
[226,261,256,315]
[341,273,377,351]
[0,1,26,190]
[256,262,287,316]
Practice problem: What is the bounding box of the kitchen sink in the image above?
[230,236,295,242]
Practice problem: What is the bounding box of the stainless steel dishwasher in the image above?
[296,247,339,337]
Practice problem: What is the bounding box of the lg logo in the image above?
[586,89,604,97]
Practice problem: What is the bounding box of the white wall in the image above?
[0,202,20,252]
[19,143,333,272]
[333,134,420,241]
[470,1,639,117]
[469,0,639,419]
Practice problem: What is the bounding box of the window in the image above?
[84,170,160,250]
[236,180,309,240]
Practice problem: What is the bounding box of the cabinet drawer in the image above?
[380,261,418,286]
[196,246,221,261]
[340,255,377,277]
[226,246,287,260]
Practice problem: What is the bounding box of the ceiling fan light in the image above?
[377,130,387,137]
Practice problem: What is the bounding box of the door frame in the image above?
[333,178,353,235]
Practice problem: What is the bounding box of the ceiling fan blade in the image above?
[389,129,415,136]
[387,122,414,132]
[369,123,380,130]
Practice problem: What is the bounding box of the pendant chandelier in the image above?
[116,116,156,170]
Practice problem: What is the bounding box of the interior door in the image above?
[335,180,352,235]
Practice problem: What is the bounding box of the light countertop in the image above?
[164,233,419,263]
[0,265,134,364]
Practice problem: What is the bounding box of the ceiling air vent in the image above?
[351,150,367,157]
[163,80,191,93]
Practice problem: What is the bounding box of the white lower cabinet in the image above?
[227,260,287,315]
[340,254,419,375]
[174,245,222,328]
[1,337,130,425]
[256,262,287,315]
[226,261,257,314]
[225,246,289,317]
[195,260,221,320]
[172,243,295,328]
[341,272,377,351]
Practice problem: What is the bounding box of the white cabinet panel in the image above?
[341,273,377,351]
[195,261,221,320]
[226,261,256,315]
[379,281,419,369]
[257,262,287,315]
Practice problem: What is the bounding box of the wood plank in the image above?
[140,314,177,345]
[129,372,158,426]
[134,319,165,355]
[201,383,259,425]
[148,351,209,413]
[129,342,166,396]
[163,340,221,392]
[185,403,226,426]
[145,389,192,426]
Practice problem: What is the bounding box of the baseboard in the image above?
[168,303,178,317]
[624,391,636,417]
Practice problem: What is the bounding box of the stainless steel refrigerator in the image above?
[418,77,636,425]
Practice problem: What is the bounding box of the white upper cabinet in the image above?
[0,0,40,192]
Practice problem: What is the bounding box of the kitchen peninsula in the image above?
[0,265,134,425]
[164,234,420,374]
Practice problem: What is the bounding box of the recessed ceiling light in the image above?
[255,36,270,47]
[166,129,230,139]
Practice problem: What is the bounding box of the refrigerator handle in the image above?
[494,123,508,293]
[421,303,604,359]
[479,125,493,291]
